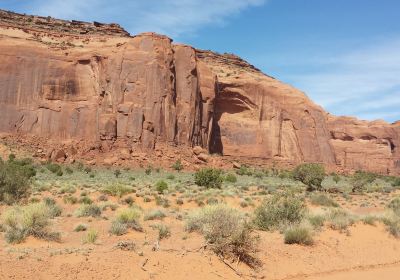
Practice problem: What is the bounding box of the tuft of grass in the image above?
[74,224,88,232]
[326,208,356,232]
[361,215,379,226]
[79,196,93,205]
[109,221,128,236]
[109,208,142,234]
[307,214,326,229]
[172,160,183,171]
[309,193,339,207]
[186,204,260,267]
[151,224,171,240]
[101,184,132,197]
[75,204,102,217]
[144,209,166,221]
[284,225,314,245]
[254,192,306,231]
[83,229,98,244]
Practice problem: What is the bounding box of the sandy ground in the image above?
[1,195,400,280]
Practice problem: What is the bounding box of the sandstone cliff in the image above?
[0,10,399,174]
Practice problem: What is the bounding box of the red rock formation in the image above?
[0,10,399,174]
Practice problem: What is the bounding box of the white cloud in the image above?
[278,38,400,122]
[23,0,266,37]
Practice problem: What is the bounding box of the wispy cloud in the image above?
[19,0,266,38]
[257,38,400,123]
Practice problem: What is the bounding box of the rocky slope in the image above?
[0,10,399,174]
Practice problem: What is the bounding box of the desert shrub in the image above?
[114,169,121,178]
[101,184,132,197]
[225,173,237,183]
[155,180,168,194]
[307,214,326,229]
[206,197,219,205]
[43,197,62,217]
[392,177,400,187]
[123,196,134,206]
[46,163,62,174]
[0,157,36,204]
[186,204,260,267]
[194,168,223,189]
[326,208,356,231]
[59,185,76,194]
[151,224,171,240]
[236,165,253,176]
[309,193,339,207]
[79,196,93,205]
[332,173,341,184]
[351,171,378,193]
[99,202,118,211]
[1,202,60,244]
[387,197,400,215]
[75,204,102,217]
[293,163,325,191]
[83,229,98,244]
[65,167,73,175]
[254,192,306,231]
[144,209,166,221]
[112,208,142,232]
[74,224,87,232]
[145,166,152,175]
[172,160,183,171]
[63,195,78,204]
[381,213,400,238]
[362,215,379,226]
[176,198,184,205]
[166,174,175,180]
[109,221,128,236]
[97,195,108,202]
[284,225,314,245]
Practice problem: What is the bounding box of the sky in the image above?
[1,0,399,123]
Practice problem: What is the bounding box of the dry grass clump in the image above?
[75,204,102,217]
[83,229,98,244]
[110,208,142,235]
[101,184,132,197]
[151,224,171,240]
[326,208,356,232]
[1,202,61,244]
[144,209,166,221]
[254,192,306,231]
[309,193,339,207]
[186,204,260,267]
[284,224,314,245]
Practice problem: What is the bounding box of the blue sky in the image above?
[2,0,399,122]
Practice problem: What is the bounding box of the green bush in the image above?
[0,157,36,204]
[236,165,253,176]
[392,177,400,187]
[74,224,87,232]
[194,168,223,189]
[152,224,171,240]
[155,180,168,194]
[46,163,62,174]
[351,171,378,193]
[309,193,339,207]
[65,167,73,174]
[186,204,260,267]
[254,192,306,231]
[225,173,237,183]
[111,208,142,232]
[109,221,128,236]
[114,169,121,178]
[293,163,325,191]
[284,225,314,245]
[172,160,183,171]
[307,214,326,229]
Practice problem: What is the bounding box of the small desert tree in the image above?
[293,163,325,191]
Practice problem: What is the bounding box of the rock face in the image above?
[0,10,399,174]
